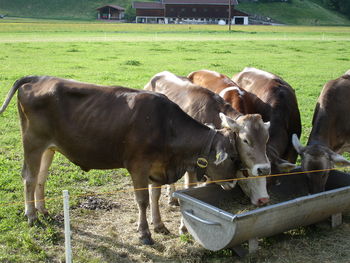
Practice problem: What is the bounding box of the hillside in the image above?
[0,0,134,20]
[238,0,350,25]
[0,0,349,25]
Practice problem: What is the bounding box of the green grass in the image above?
[0,21,350,262]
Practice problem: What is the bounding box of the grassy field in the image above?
[1,21,350,262]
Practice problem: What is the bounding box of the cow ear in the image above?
[276,160,297,172]
[219,113,240,132]
[330,152,350,167]
[214,151,228,165]
[264,121,270,130]
[292,134,304,154]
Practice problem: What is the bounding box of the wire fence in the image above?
[0,166,349,208]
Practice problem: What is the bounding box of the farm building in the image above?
[97,5,125,20]
[132,0,249,24]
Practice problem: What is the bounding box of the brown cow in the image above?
[188,69,266,115]
[292,71,350,193]
[233,67,301,174]
[0,76,239,245]
[144,71,271,208]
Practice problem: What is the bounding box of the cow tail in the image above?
[0,76,39,114]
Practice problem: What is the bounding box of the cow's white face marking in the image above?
[219,86,245,98]
[242,67,275,79]
[252,163,271,176]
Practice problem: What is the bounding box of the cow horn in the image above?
[292,134,304,154]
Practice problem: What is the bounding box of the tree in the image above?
[323,0,350,18]
[124,4,136,22]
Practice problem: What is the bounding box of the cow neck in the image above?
[195,128,217,181]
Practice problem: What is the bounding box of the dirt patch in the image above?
[69,178,207,263]
[75,196,120,211]
[44,177,350,263]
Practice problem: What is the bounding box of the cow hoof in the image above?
[154,224,170,235]
[168,198,179,207]
[27,217,39,227]
[37,208,49,216]
[25,212,38,227]
[139,236,154,245]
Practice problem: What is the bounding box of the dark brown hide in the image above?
[293,72,350,193]
[0,76,238,245]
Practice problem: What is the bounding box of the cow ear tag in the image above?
[197,157,208,168]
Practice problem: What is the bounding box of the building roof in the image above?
[132,2,165,9]
[97,5,126,11]
[164,0,238,5]
[133,0,238,9]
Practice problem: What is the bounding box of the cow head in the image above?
[220,113,271,205]
[220,113,271,176]
[292,134,350,193]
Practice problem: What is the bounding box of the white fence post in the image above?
[63,190,72,263]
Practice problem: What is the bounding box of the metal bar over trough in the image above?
[173,169,350,253]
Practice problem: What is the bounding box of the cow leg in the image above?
[179,172,197,235]
[35,149,55,216]
[167,184,179,206]
[130,172,154,245]
[150,183,170,235]
[22,143,46,226]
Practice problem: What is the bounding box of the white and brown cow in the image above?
[145,71,271,207]
[188,69,267,115]
[233,67,301,175]
[0,76,240,245]
[292,71,350,193]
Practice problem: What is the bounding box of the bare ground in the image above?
[45,176,350,263]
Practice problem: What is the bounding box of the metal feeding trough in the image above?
[173,169,350,254]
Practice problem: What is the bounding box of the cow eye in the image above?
[243,139,249,145]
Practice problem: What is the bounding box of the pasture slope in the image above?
[1,21,350,262]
